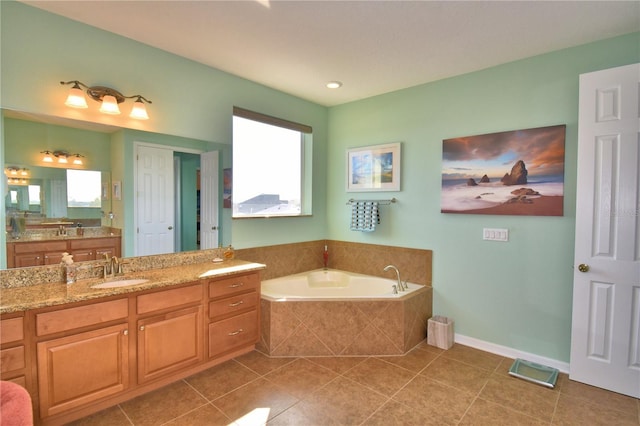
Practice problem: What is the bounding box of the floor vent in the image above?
[508,358,559,389]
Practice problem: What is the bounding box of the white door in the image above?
[49,179,67,218]
[199,151,219,249]
[570,63,640,398]
[136,145,175,256]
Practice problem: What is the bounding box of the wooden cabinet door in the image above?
[137,305,203,384]
[14,253,44,267]
[69,249,94,262]
[95,247,115,259]
[43,251,65,265]
[37,323,129,418]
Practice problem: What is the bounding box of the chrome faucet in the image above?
[384,264,407,291]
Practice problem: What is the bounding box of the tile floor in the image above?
[70,342,640,426]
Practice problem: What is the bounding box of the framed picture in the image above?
[441,124,566,216]
[346,142,401,192]
[223,168,232,209]
[112,181,122,201]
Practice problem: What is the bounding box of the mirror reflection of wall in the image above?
[5,184,41,212]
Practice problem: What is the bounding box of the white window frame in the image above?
[232,107,312,218]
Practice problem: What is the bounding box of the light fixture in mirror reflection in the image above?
[4,167,30,185]
[41,150,84,165]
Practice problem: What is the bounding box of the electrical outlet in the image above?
[483,228,509,242]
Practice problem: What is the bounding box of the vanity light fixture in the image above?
[4,167,29,184]
[60,80,152,120]
[41,150,54,163]
[41,150,85,165]
[5,167,29,176]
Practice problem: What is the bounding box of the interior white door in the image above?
[199,151,219,249]
[49,179,67,218]
[136,145,175,256]
[570,63,640,398]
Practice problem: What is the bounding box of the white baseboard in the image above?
[454,333,570,374]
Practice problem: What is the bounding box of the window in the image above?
[232,107,312,218]
[28,185,40,206]
[66,169,101,208]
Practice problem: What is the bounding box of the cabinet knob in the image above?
[123,330,129,336]
[139,325,145,331]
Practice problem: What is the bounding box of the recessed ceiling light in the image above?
[326,81,343,89]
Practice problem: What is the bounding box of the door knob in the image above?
[578,264,590,273]
[212,226,218,230]
[168,226,173,230]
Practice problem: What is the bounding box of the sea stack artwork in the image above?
[441,125,566,216]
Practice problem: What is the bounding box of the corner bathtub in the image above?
[258,269,432,356]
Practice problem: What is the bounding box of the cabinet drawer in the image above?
[13,241,67,254]
[137,284,202,315]
[0,317,24,344]
[69,237,119,250]
[1,346,25,372]
[208,310,258,357]
[209,273,259,299]
[209,292,258,320]
[36,299,129,337]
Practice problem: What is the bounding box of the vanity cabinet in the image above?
[35,299,130,418]
[0,314,28,387]
[207,272,260,358]
[7,240,68,268]
[6,236,121,268]
[5,266,261,425]
[136,285,204,383]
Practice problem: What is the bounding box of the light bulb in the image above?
[65,85,88,108]
[129,99,149,120]
[99,95,121,114]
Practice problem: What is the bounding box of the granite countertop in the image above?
[7,233,121,243]
[0,260,266,314]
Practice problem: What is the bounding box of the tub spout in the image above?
[384,265,407,291]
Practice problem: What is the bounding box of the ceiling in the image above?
[21,1,640,107]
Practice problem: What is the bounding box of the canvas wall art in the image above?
[441,125,566,216]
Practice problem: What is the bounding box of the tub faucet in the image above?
[384,265,407,291]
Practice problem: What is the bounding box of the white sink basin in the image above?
[92,278,149,289]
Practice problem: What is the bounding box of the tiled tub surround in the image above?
[258,280,432,356]
[236,240,433,285]
[238,242,434,357]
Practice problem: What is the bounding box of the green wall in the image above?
[176,152,200,252]
[327,32,640,362]
[4,118,112,172]
[2,1,639,364]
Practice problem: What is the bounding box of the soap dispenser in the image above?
[223,245,235,260]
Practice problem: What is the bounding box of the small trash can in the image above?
[427,316,454,350]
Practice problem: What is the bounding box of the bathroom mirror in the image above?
[3,109,228,269]
[5,166,110,221]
